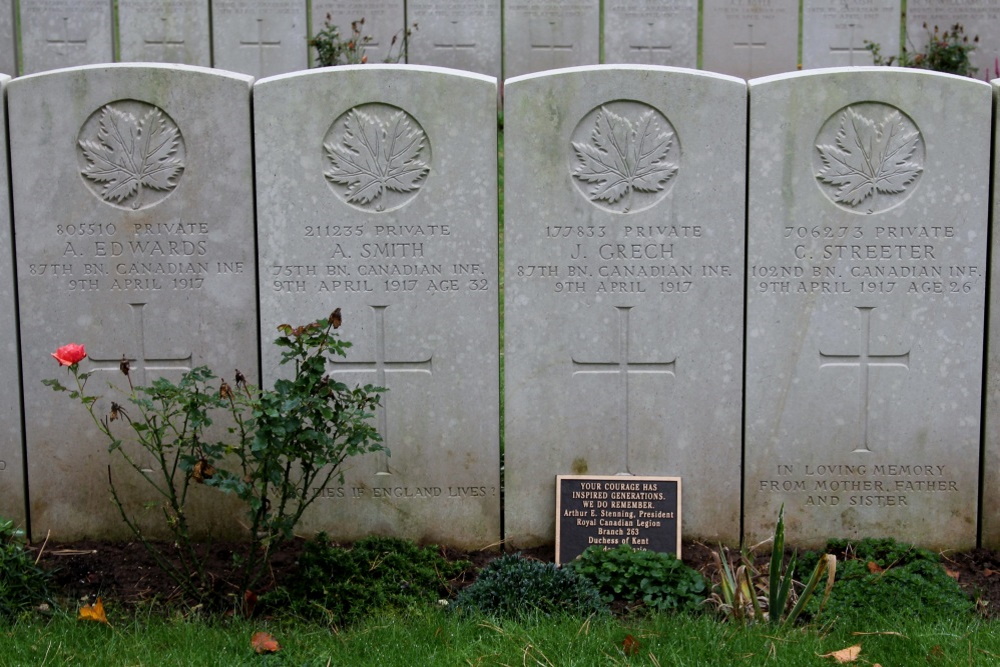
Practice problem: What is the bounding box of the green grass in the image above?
[5,608,1000,666]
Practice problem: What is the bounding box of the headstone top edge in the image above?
[10,63,255,87]
[256,64,496,88]
[750,66,993,89]
[506,64,746,87]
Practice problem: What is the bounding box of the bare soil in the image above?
[27,538,1000,619]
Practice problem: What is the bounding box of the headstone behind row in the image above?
[603,0,697,68]
[11,64,257,541]
[745,68,990,550]
[19,0,114,75]
[311,1,405,66]
[0,74,24,529]
[212,0,307,78]
[0,4,15,75]
[118,0,211,67]
[407,0,501,77]
[503,0,600,78]
[907,0,1000,80]
[701,0,799,79]
[983,78,1000,550]
[802,0,901,68]
[254,65,500,549]
[504,66,746,549]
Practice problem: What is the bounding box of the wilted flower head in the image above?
[51,343,87,366]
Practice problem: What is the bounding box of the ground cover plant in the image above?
[0,517,53,619]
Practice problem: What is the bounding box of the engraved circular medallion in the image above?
[323,103,431,212]
[77,100,185,210]
[814,102,924,215]
[570,100,680,214]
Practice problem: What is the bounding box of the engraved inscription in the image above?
[324,104,431,213]
[814,103,923,214]
[571,101,680,214]
[77,100,185,210]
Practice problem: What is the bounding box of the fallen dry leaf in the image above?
[984,568,996,577]
[251,631,280,654]
[622,634,640,656]
[78,597,109,624]
[867,561,883,574]
[819,644,861,663]
[944,568,960,581]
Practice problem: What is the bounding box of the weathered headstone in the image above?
[212,0,307,77]
[19,0,114,75]
[907,1,1000,80]
[983,78,1000,549]
[603,0,698,68]
[504,66,746,549]
[503,0,600,78]
[254,66,500,548]
[406,0,500,76]
[0,75,24,529]
[118,0,211,66]
[10,64,257,541]
[802,0,901,69]
[0,4,16,75]
[311,1,405,66]
[745,68,990,550]
[702,0,799,79]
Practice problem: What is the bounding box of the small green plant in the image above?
[798,537,974,621]
[0,518,53,619]
[566,544,706,614]
[310,14,416,67]
[452,553,607,619]
[45,310,385,609]
[269,534,471,625]
[866,23,979,78]
[709,507,835,626]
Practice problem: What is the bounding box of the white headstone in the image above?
[503,0,600,78]
[406,0,500,76]
[745,68,990,550]
[212,0,307,77]
[10,64,257,541]
[118,0,211,67]
[0,75,24,528]
[254,66,500,549]
[983,77,1000,549]
[802,0,901,69]
[603,0,698,68]
[311,1,406,65]
[19,0,114,75]
[504,66,746,549]
[702,0,799,79]
[0,4,16,75]
[907,1,1000,80]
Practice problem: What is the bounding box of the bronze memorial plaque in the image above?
[555,475,681,565]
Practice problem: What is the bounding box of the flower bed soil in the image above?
[26,539,1000,618]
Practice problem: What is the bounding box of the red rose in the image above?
[52,343,87,366]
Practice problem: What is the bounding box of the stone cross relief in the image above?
[572,306,676,475]
[433,20,476,55]
[829,23,860,65]
[531,21,574,55]
[819,306,910,453]
[629,21,672,58]
[143,17,186,57]
[733,23,766,76]
[239,18,281,76]
[46,17,88,56]
[329,305,433,476]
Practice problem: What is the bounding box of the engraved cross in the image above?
[433,20,476,53]
[829,23,859,65]
[531,21,573,53]
[239,18,282,76]
[733,23,766,75]
[629,21,672,58]
[88,302,193,386]
[819,306,910,453]
[572,306,676,475]
[144,17,186,55]
[330,305,433,475]
[46,17,88,55]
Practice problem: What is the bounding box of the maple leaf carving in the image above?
[572,106,678,212]
[815,107,922,209]
[324,108,430,209]
[79,104,184,210]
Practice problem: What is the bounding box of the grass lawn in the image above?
[6,607,1000,666]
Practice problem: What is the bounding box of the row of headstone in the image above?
[5,1,999,81]
[2,63,1000,554]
